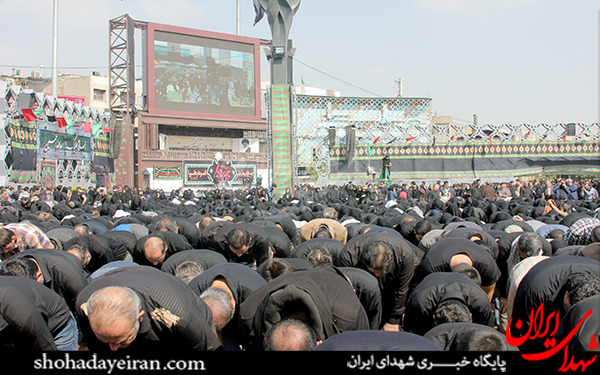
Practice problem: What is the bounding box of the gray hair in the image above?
[155,218,179,233]
[174,261,204,284]
[200,287,234,330]
[504,224,524,233]
[86,286,142,328]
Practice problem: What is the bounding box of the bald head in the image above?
[263,319,317,351]
[143,236,167,266]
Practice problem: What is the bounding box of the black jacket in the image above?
[75,265,222,352]
[336,230,416,326]
[0,276,73,351]
[413,237,501,289]
[11,248,89,312]
[238,268,369,350]
[212,223,272,268]
[403,272,494,335]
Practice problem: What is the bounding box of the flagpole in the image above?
[52,0,58,97]
[236,0,241,35]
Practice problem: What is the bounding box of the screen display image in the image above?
[148,25,261,120]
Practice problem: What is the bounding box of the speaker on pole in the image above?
[345,124,356,160]
[329,126,336,148]
[17,91,35,109]
[0,98,7,113]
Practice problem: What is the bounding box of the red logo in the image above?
[207,159,237,186]
[507,303,597,372]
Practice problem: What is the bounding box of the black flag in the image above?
[253,0,265,25]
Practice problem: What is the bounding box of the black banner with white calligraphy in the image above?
[7,119,37,183]
[184,160,256,187]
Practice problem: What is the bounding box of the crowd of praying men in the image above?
[0,177,598,354]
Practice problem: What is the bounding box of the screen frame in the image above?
[146,22,262,122]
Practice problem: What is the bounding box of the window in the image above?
[93,89,106,101]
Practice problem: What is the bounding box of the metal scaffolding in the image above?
[108,14,146,116]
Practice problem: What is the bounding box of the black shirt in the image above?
[0,276,72,351]
[337,230,416,326]
[75,265,222,352]
[414,237,501,288]
[187,262,267,350]
[291,237,345,263]
[213,223,272,268]
[339,266,382,330]
[238,268,370,350]
[103,230,138,254]
[402,272,495,335]
[188,262,267,305]
[64,234,130,273]
[254,214,300,246]
[314,330,443,351]
[554,295,600,355]
[11,248,89,312]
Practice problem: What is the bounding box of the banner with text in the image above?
[270,84,294,190]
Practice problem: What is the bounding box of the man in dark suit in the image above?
[75,265,222,352]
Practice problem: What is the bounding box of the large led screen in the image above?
[146,23,261,121]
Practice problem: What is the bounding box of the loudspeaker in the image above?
[328,126,336,147]
[0,98,7,113]
[17,92,35,109]
[345,125,356,160]
[566,123,576,136]
[110,117,121,159]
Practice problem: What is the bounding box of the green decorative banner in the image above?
[153,166,182,180]
[270,84,293,190]
[36,121,93,161]
[330,140,600,160]
[94,136,111,158]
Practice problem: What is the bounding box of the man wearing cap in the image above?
[300,218,348,244]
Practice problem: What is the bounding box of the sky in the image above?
[0,0,598,126]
